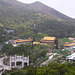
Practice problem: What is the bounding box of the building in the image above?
[64,41,75,49]
[66,53,75,62]
[68,37,75,40]
[10,55,29,69]
[33,42,40,45]
[40,36,56,44]
[13,38,33,46]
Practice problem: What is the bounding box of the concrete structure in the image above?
[66,53,75,62]
[40,36,56,44]
[10,55,29,69]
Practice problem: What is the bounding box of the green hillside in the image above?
[0,0,75,41]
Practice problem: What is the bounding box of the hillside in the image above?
[0,0,75,40]
[0,0,73,20]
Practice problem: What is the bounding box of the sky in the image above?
[17,0,75,18]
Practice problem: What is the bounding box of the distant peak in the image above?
[32,1,43,4]
[34,1,41,3]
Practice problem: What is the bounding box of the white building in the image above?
[10,55,29,69]
[66,53,75,62]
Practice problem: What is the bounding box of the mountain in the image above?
[0,0,73,20]
[25,1,73,20]
[0,0,75,39]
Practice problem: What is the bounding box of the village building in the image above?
[13,38,33,46]
[64,41,75,49]
[68,37,75,40]
[33,42,40,45]
[10,55,29,69]
[40,36,56,44]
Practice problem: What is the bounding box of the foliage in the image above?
[2,62,75,75]
[1,44,48,65]
[0,0,75,42]
[1,44,13,55]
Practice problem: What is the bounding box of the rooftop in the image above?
[14,38,33,43]
[64,42,75,47]
[33,42,40,45]
[41,36,56,41]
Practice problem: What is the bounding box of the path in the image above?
[0,57,10,75]
[41,53,57,66]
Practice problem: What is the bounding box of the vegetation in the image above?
[2,62,75,75]
[1,44,52,65]
[0,1,75,75]
[0,0,75,43]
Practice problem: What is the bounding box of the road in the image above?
[0,57,10,75]
[0,57,4,75]
[41,53,57,66]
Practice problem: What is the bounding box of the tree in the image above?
[1,44,13,55]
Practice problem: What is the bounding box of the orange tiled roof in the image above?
[14,38,33,43]
[41,37,56,41]
[33,42,40,45]
[64,42,75,47]
[40,41,54,42]
[70,43,75,46]
[64,44,71,47]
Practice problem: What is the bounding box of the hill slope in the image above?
[0,0,73,20]
[0,0,75,39]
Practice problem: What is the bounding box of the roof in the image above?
[40,41,54,43]
[64,42,75,47]
[14,38,33,43]
[41,37,56,41]
[33,42,40,45]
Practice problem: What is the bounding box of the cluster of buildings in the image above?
[5,36,56,47]
[64,40,75,50]
[4,36,56,69]
[64,38,75,61]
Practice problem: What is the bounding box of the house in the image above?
[64,41,75,49]
[40,36,56,44]
[13,38,33,46]
[68,37,75,40]
[33,42,40,45]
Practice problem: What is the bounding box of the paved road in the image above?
[0,57,4,66]
[0,57,5,75]
[0,57,10,75]
[41,53,57,66]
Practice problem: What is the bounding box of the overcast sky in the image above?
[17,0,75,18]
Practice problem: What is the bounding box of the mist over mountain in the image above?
[0,0,75,39]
